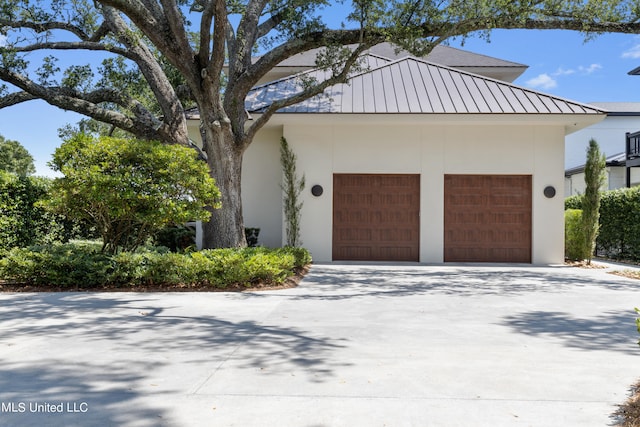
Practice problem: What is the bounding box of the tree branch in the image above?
[0,19,91,40]
[197,2,215,68]
[158,0,195,60]
[13,41,132,58]
[0,91,37,108]
[207,0,228,89]
[244,43,371,147]
[100,6,190,145]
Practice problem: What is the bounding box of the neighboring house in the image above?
[564,152,640,196]
[564,103,640,196]
[188,44,605,264]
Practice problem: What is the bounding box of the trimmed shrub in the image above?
[565,209,587,261]
[597,186,640,260]
[279,246,313,267]
[0,243,312,289]
[565,186,640,261]
[564,194,582,210]
[0,242,111,287]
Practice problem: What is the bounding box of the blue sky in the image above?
[2,27,640,176]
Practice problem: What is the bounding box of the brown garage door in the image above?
[444,175,531,263]
[333,174,420,261]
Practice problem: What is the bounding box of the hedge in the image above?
[564,209,587,261]
[0,172,63,250]
[565,186,640,260]
[0,243,311,289]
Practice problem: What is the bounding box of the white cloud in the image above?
[526,63,602,91]
[553,67,575,76]
[526,73,557,90]
[0,35,6,47]
[622,44,640,59]
[578,63,602,74]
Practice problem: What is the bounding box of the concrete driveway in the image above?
[1,263,639,427]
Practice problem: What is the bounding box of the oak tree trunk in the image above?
[200,121,247,249]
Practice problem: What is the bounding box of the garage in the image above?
[444,175,532,263]
[333,174,420,261]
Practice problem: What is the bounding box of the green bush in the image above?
[564,194,582,210]
[0,242,111,287]
[565,209,587,261]
[0,243,312,289]
[565,186,640,261]
[0,172,68,250]
[43,135,221,254]
[279,246,312,267]
[597,187,640,260]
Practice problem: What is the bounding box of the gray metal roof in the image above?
[274,42,526,69]
[565,152,626,176]
[588,102,640,116]
[255,43,526,83]
[246,56,605,115]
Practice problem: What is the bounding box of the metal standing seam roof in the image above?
[272,43,527,70]
[565,152,627,176]
[245,55,604,116]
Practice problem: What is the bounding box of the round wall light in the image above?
[543,186,556,198]
[311,185,324,197]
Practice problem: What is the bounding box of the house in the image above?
[565,152,632,196]
[564,103,640,196]
[188,44,605,264]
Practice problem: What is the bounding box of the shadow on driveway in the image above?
[0,293,346,376]
[502,310,640,355]
[0,360,169,426]
[277,264,640,300]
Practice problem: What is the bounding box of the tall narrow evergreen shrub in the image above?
[280,137,305,247]
[582,139,606,264]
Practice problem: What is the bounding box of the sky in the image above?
[2,23,640,176]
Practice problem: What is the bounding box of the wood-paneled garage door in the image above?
[444,175,532,263]
[333,174,420,261]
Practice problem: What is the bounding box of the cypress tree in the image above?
[280,137,305,247]
[582,139,606,264]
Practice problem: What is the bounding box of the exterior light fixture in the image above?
[311,185,323,197]
[543,186,556,198]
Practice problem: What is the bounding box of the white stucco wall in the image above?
[247,117,567,264]
[190,115,579,264]
[241,128,283,248]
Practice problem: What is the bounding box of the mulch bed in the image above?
[566,259,640,280]
[614,381,640,427]
[565,260,607,269]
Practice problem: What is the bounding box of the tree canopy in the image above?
[43,134,221,253]
[1,0,640,248]
[0,135,35,176]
